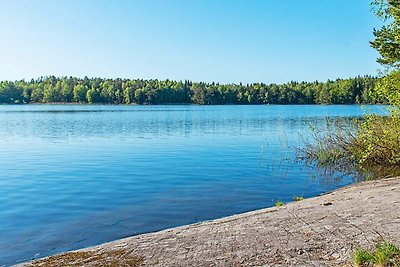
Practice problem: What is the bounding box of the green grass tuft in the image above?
[293,196,304,201]
[353,248,374,267]
[275,201,284,207]
[353,241,400,267]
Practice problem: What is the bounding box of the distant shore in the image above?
[0,102,382,106]
[21,177,400,267]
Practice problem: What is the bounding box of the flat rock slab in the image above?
[22,177,400,267]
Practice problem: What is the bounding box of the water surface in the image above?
[0,105,386,266]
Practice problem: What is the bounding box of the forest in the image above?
[0,76,379,105]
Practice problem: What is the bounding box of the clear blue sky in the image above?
[0,0,381,84]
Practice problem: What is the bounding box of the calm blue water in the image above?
[0,105,387,266]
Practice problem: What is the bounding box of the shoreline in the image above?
[20,177,400,267]
[1,103,382,106]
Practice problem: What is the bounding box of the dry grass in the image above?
[26,249,144,267]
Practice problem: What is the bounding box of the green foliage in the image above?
[275,201,284,207]
[293,196,304,201]
[371,0,400,68]
[356,114,400,167]
[353,241,400,267]
[73,84,88,103]
[86,88,101,104]
[298,1,400,180]
[0,76,378,105]
[372,71,400,108]
[354,248,374,267]
[299,114,400,179]
[370,0,400,109]
[0,81,25,104]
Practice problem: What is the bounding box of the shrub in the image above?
[298,113,400,180]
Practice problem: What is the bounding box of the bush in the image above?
[298,112,400,180]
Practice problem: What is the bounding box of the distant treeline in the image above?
[0,76,380,105]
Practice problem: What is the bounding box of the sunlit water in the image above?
[0,105,386,266]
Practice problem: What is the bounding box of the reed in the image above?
[297,113,400,180]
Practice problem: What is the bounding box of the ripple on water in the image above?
[0,104,386,266]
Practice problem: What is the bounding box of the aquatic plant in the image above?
[298,0,400,180]
[298,113,400,180]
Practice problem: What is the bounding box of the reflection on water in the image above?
[0,105,385,266]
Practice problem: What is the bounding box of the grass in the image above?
[297,114,400,180]
[26,249,144,267]
[293,196,304,201]
[353,241,400,267]
[275,197,304,207]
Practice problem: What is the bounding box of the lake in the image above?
[0,105,386,266]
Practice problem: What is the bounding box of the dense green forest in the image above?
[0,76,378,105]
